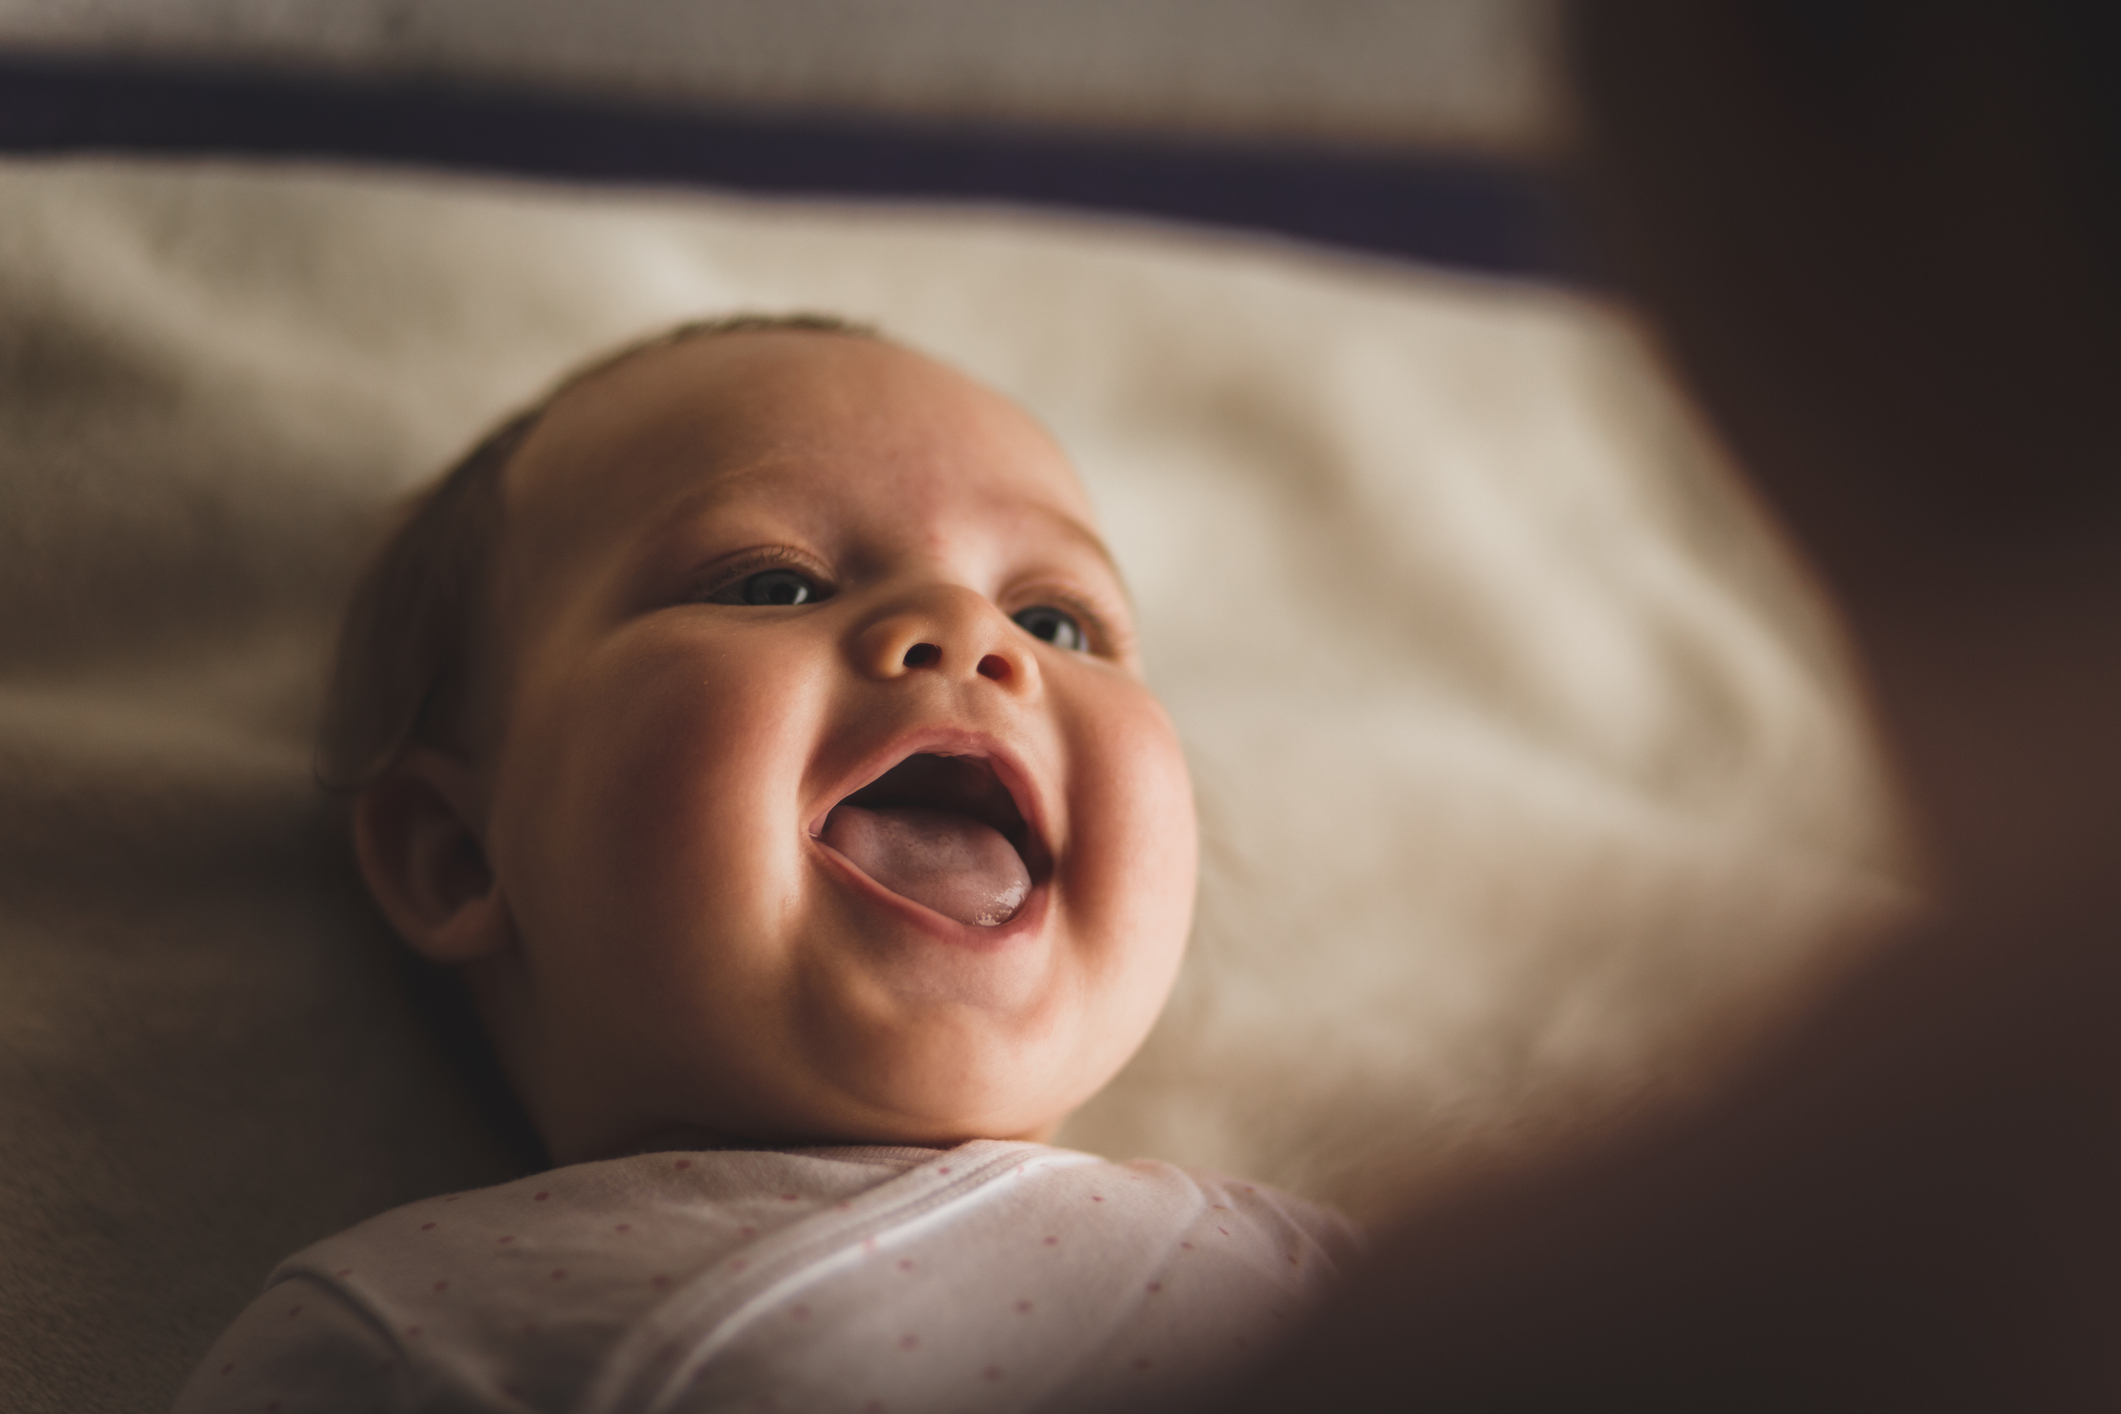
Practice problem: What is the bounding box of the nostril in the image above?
[976,653,1012,683]
[902,642,941,669]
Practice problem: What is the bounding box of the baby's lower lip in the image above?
[811,829,1050,950]
[819,804,1030,928]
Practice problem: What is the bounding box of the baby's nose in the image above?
[852,584,1040,698]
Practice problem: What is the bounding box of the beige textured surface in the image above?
[0,157,1910,1410]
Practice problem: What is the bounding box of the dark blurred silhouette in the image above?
[1191,1,2121,1407]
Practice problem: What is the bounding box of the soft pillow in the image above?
[0,157,1911,1407]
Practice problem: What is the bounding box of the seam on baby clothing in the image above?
[573,1140,1099,1414]
[778,1142,962,1166]
[256,1267,463,1412]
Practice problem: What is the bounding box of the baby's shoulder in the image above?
[278,1147,924,1327]
[1037,1150,1367,1266]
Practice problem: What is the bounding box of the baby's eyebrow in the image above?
[646,465,785,529]
[624,465,797,559]
[630,464,1132,603]
[1027,504,1131,603]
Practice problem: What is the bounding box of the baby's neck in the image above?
[599,1126,960,1162]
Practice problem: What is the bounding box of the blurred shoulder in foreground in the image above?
[1188,2,2121,1408]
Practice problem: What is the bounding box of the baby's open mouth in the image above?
[820,753,1033,928]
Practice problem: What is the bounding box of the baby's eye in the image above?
[734,568,822,606]
[1011,605,1086,652]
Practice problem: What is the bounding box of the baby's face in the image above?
[471,332,1196,1162]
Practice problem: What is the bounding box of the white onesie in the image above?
[174,1140,1361,1413]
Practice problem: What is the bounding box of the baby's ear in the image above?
[352,749,509,964]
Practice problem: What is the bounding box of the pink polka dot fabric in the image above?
[172,1141,1358,1412]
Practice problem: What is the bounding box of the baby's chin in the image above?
[546,1002,1106,1162]
[797,1027,1100,1147]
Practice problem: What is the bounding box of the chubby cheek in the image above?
[1053,678,1198,1067]
[495,624,826,1032]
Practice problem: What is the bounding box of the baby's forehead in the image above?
[493,331,1102,587]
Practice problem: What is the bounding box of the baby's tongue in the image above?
[821,804,1030,927]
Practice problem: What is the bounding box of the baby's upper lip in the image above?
[811,729,1052,879]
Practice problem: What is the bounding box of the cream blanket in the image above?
[0,157,1910,1409]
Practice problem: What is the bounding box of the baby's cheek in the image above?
[1060,687,1197,981]
[505,627,825,970]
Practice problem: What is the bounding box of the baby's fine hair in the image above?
[316,312,875,794]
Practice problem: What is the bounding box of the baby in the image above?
[176,316,1359,1413]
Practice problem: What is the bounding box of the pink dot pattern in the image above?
[209,1150,1348,1413]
